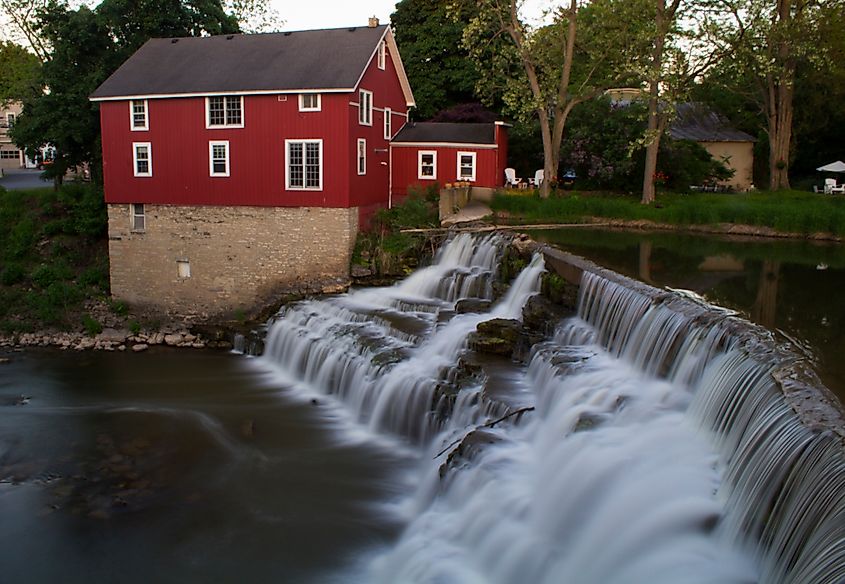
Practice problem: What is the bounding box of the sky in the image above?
[270,0,554,31]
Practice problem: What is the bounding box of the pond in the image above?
[528,227,845,403]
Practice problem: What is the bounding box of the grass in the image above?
[491,190,845,236]
[0,183,110,332]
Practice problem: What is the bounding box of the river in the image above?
[1,230,842,583]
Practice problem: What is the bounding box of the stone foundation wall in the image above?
[107,204,358,320]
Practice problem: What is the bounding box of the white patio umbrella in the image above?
[816,160,845,172]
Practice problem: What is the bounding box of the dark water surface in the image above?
[0,349,410,583]
[530,228,845,402]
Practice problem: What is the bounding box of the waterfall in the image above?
[255,233,844,584]
[261,232,544,443]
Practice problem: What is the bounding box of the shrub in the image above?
[30,262,74,288]
[82,314,103,336]
[1,263,26,285]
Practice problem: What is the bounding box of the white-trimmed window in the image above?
[130,100,148,130]
[457,151,476,182]
[377,40,386,70]
[299,93,321,112]
[131,203,145,231]
[206,96,243,128]
[209,141,230,177]
[418,150,436,180]
[6,113,16,127]
[133,142,152,177]
[285,139,322,190]
[357,138,366,175]
[383,108,392,139]
[359,89,372,126]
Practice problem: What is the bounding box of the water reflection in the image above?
[530,228,845,402]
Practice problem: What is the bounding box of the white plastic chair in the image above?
[528,169,544,188]
[824,178,837,194]
[504,168,524,189]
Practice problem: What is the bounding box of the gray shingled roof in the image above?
[391,122,496,145]
[670,103,756,142]
[91,25,387,98]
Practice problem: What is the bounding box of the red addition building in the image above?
[90,19,416,319]
[390,122,509,200]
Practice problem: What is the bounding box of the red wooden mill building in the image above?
[91,20,507,318]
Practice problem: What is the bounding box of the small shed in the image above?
[670,103,756,191]
[390,121,509,202]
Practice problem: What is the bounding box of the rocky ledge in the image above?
[0,328,233,353]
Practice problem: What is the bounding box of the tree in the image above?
[10,0,240,185]
[0,0,50,60]
[464,0,651,197]
[701,0,842,190]
[391,0,480,120]
[0,40,41,102]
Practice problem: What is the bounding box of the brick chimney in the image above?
[368,16,379,28]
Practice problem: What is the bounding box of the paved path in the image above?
[441,199,492,226]
[0,168,51,191]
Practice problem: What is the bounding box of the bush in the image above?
[82,314,103,336]
[30,262,74,288]
[1,263,26,285]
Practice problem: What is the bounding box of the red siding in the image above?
[390,145,501,198]
[348,38,410,222]
[101,93,356,207]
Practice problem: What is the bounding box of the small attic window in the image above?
[378,41,386,70]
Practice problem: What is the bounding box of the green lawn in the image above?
[490,190,845,236]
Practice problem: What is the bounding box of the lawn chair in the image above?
[824,178,838,194]
[527,169,544,188]
[504,168,524,189]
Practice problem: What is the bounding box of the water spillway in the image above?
[258,233,845,583]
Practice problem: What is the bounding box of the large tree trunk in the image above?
[641,0,671,204]
[766,0,795,191]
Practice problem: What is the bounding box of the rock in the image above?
[78,338,96,350]
[97,328,129,344]
[118,345,126,352]
[217,341,233,350]
[0,358,10,364]
[164,333,183,346]
[132,344,149,353]
[351,264,373,278]
[522,295,570,333]
[468,318,525,357]
[183,333,197,343]
[455,298,492,314]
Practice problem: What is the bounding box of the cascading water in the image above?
[255,233,844,584]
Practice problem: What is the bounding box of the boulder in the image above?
[163,333,183,346]
[454,298,492,314]
[132,344,149,353]
[97,328,129,344]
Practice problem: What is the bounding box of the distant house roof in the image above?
[391,122,499,145]
[91,25,415,106]
[670,103,755,142]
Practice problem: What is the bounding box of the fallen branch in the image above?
[434,406,535,459]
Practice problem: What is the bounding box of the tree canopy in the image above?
[0,40,41,102]
[391,0,480,120]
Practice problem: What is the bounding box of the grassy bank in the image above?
[0,184,113,333]
[491,190,845,237]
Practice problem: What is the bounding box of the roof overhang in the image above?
[89,87,353,102]
[390,142,498,149]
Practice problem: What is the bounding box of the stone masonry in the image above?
[107,204,358,320]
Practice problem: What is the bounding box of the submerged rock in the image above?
[454,298,493,314]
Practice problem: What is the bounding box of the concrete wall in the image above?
[107,204,358,320]
[700,141,754,191]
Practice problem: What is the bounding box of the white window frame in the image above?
[205,96,244,129]
[384,108,392,140]
[359,89,373,126]
[285,139,323,191]
[130,99,148,131]
[357,138,366,175]
[6,112,16,127]
[418,150,437,180]
[377,41,386,70]
[298,93,321,112]
[131,203,145,232]
[132,142,152,177]
[209,140,230,177]
[457,151,477,182]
